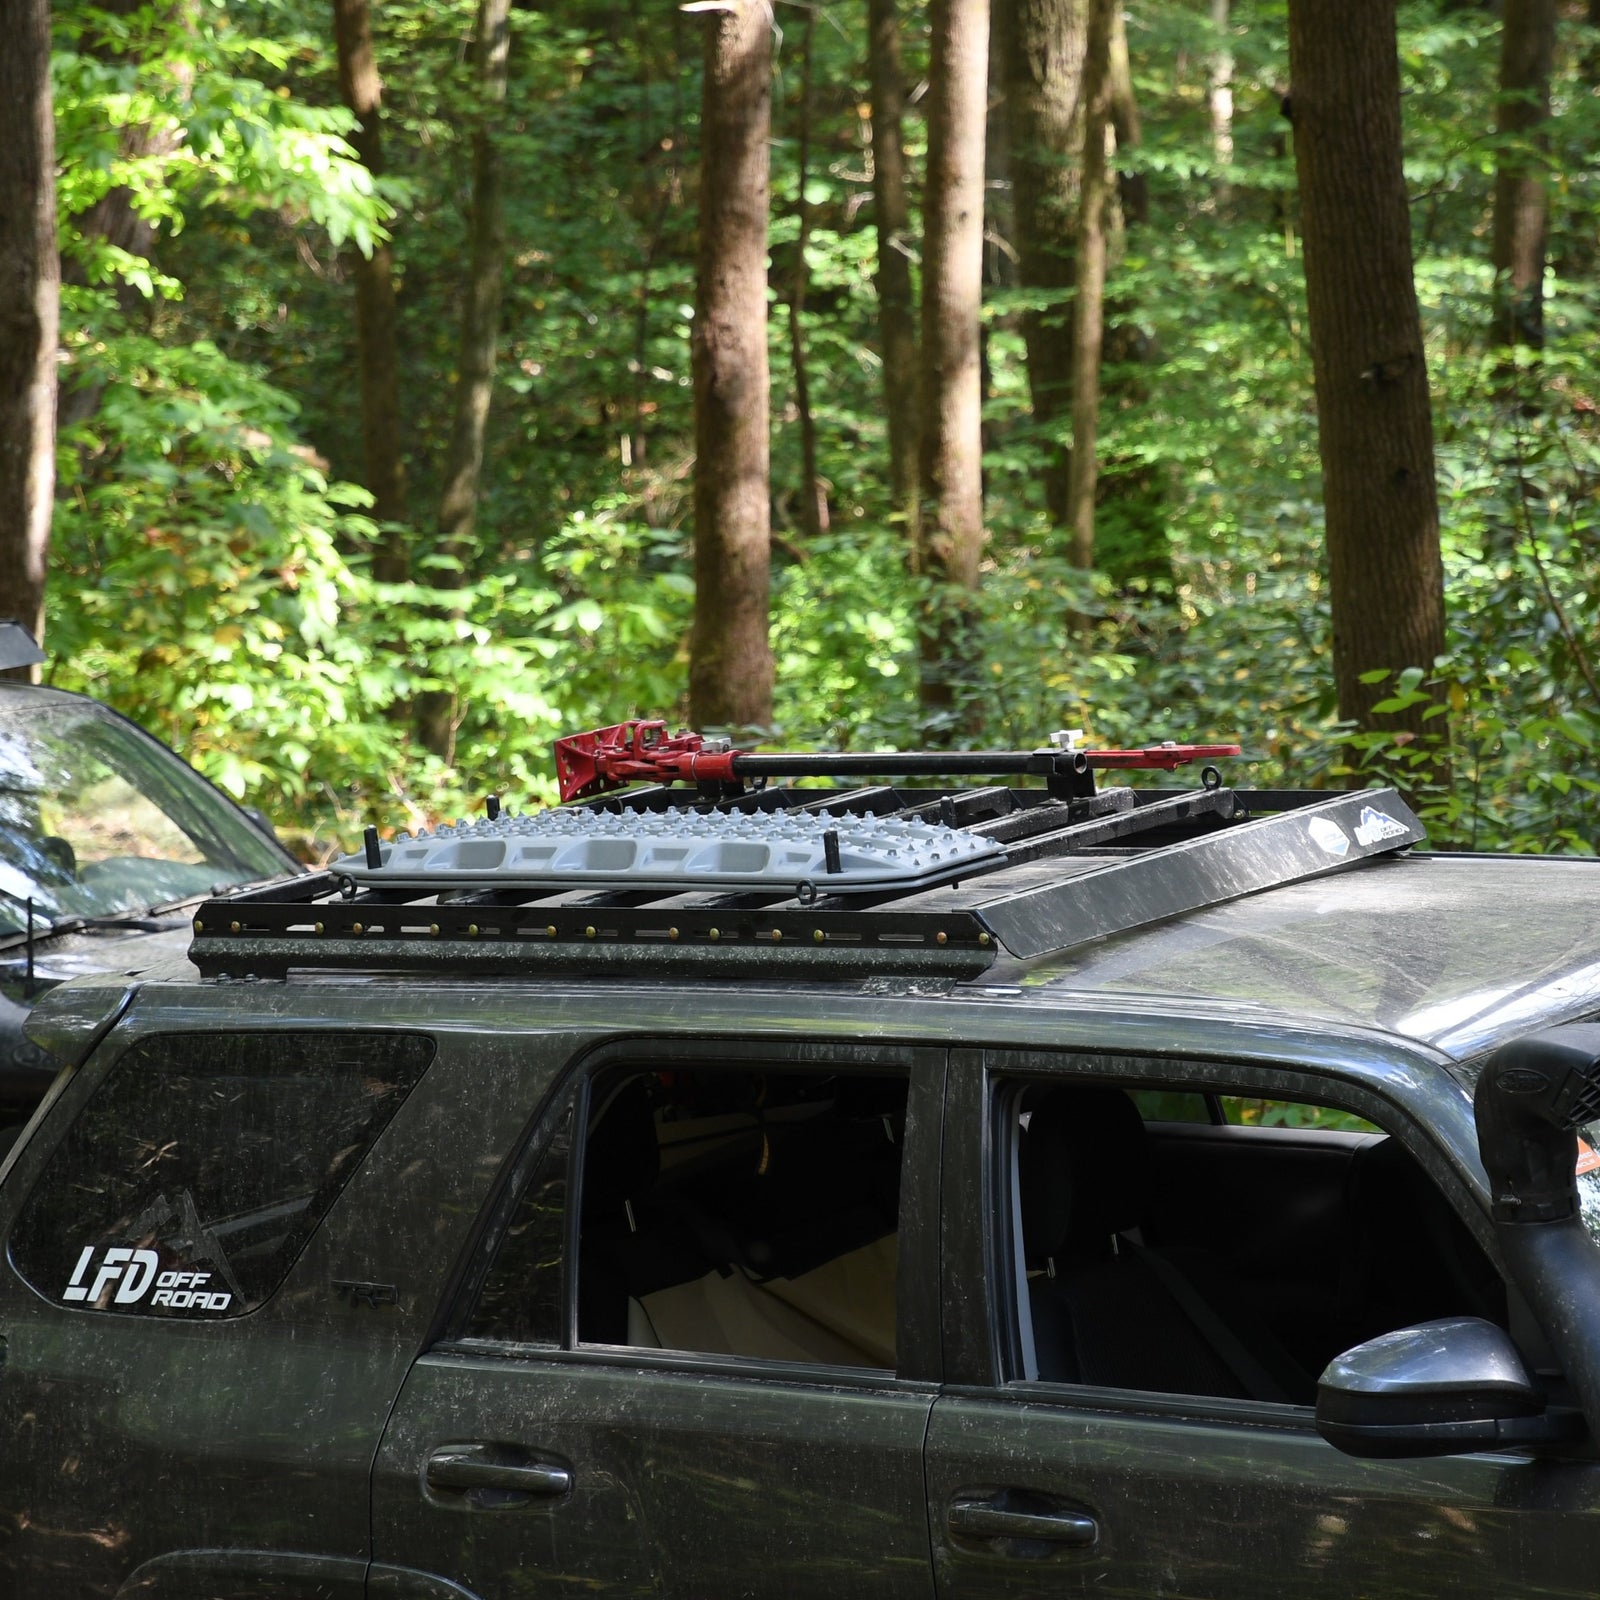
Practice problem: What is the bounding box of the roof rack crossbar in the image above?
[1001,788,1241,866]
[794,785,906,817]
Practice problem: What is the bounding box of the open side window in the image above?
[995,1073,1508,1406]
[456,1056,920,1377]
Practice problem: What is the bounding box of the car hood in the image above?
[0,923,193,1104]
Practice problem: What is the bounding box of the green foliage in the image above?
[40,0,1600,859]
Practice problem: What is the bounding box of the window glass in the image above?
[1220,1096,1378,1133]
[10,1031,432,1318]
[1007,1077,1504,1404]
[548,1066,907,1371]
[1128,1090,1211,1123]
[465,1099,574,1346]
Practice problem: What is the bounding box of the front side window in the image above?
[1005,1076,1505,1405]
[465,1064,908,1373]
[9,1031,433,1317]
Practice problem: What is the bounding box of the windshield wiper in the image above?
[148,871,301,917]
[0,892,183,952]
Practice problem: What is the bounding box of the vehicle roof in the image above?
[0,681,106,711]
[95,848,1591,1069]
[1007,850,1600,1064]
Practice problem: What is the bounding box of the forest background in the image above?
[1,0,1597,859]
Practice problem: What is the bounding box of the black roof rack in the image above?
[190,771,1425,982]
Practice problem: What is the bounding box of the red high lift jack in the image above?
[555,720,1242,804]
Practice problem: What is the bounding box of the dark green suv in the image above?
[4,753,1600,1599]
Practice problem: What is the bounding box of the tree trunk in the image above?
[917,0,989,721]
[417,0,512,759]
[1489,0,1556,353]
[866,0,920,539]
[788,1,826,540]
[332,0,409,582]
[996,0,1087,529]
[1108,3,1147,226]
[1065,0,1114,574]
[1287,0,1448,754]
[688,0,773,732]
[0,0,58,661]
[1209,0,1234,209]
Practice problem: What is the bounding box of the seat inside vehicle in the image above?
[578,1067,905,1370]
[1016,1084,1507,1402]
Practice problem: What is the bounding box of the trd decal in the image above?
[62,1245,233,1313]
[332,1279,399,1308]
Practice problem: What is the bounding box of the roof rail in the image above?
[189,778,1425,982]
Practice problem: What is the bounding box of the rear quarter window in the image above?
[8,1031,433,1318]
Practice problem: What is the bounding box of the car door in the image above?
[922,1047,1600,1600]
[0,1016,539,1600]
[371,1038,945,1600]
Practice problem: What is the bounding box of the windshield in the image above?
[0,696,289,932]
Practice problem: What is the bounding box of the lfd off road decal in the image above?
[61,1245,234,1313]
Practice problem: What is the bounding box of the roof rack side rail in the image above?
[975,788,1424,961]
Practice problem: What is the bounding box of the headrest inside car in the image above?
[1019,1086,1149,1260]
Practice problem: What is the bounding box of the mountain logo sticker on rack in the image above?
[1307,817,1351,858]
[1354,806,1412,848]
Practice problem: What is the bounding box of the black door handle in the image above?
[948,1495,1098,1548]
[425,1444,571,1498]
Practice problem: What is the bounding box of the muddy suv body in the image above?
[3,775,1600,1600]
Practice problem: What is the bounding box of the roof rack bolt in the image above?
[363,825,381,870]
[1049,729,1086,752]
[823,829,842,874]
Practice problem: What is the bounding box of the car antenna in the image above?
[24,896,36,1000]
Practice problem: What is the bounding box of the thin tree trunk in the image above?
[996,0,1087,530]
[917,0,989,723]
[1490,0,1557,353]
[332,0,409,582]
[1209,0,1234,209]
[789,2,826,539]
[417,0,512,759]
[1065,0,1114,573]
[1108,3,1147,226]
[688,0,773,731]
[866,0,920,540]
[0,0,58,661]
[1287,0,1449,755]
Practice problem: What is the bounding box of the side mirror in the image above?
[1316,1317,1583,1459]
